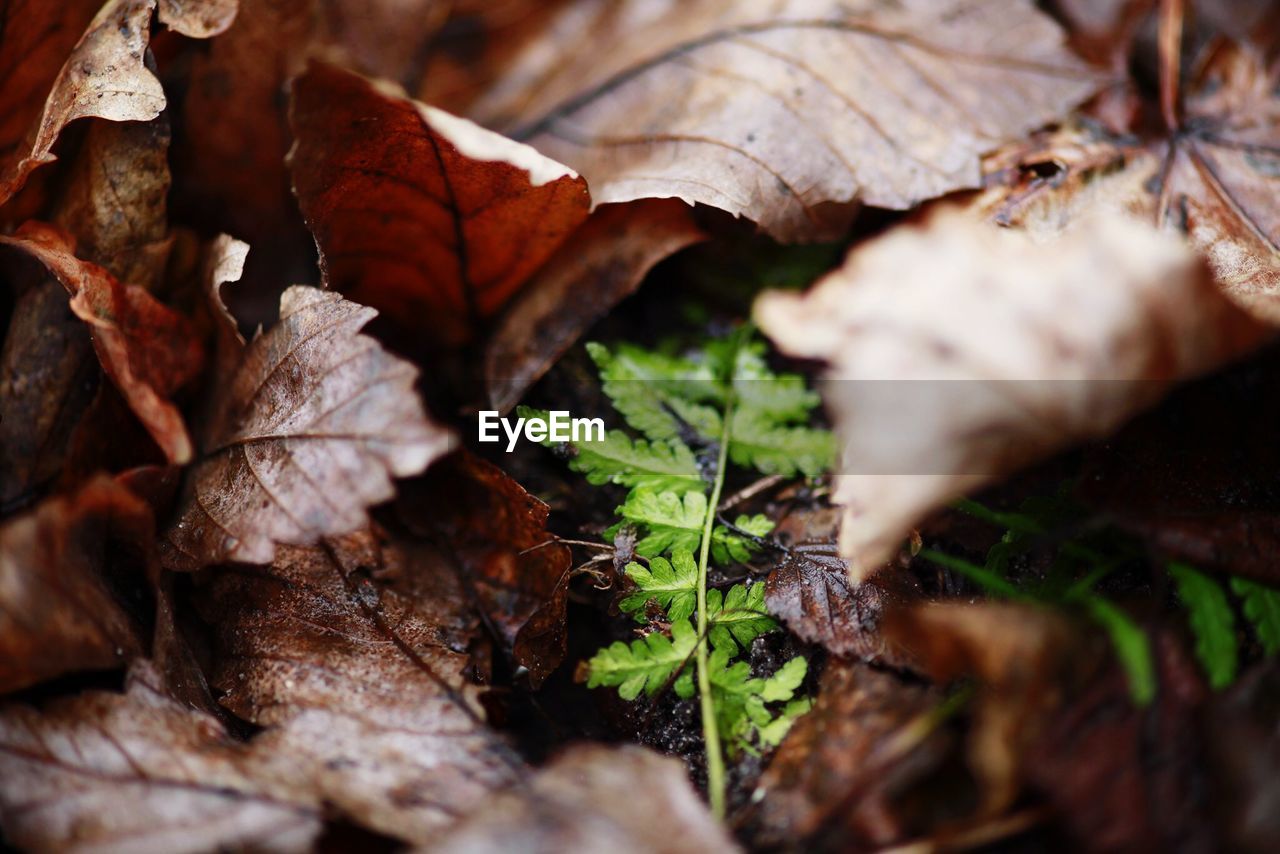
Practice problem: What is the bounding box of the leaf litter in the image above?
[0,1,1278,851]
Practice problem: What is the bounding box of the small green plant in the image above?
[522,329,833,817]
[928,494,1280,703]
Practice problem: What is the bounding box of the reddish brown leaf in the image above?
[0,661,323,852]
[433,744,737,853]
[162,286,451,569]
[198,529,520,843]
[0,477,150,694]
[0,0,165,206]
[485,199,707,412]
[467,0,1100,241]
[405,451,572,686]
[0,222,203,465]
[288,60,590,350]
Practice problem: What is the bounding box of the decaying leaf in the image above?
[289,61,590,350]
[751,660,947,848]
[0,0,165,205]
[0,222,204,465]
[432,744,738,853]
[0,275,97,509]
[467,0,1099,241]
[0,477,150,694]
[978,43,1280,323]
[197,529,520,843]
[162,286,451,569]
[0,660,322,852]
[403,451,572,686]
[485,199,707,412]
[756,210,1263,578]
[52,115,173,290]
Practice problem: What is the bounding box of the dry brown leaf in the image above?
[0,0,165,206]
[0,477,150,694]
[0,222,204,465]
[431,744,738,853]
[158,0,239,37]
[52,116,173,290]
[0,276,97,508]
[403,451,572,686]
[289,61,590,350]
[756,210,1263,579]
[0,660,323,852]
[485,199,707,412]
[162,286,451,570]
[463,0,1100,241]
[752,660,946,848]
[198,529,520,843]
[979,44,1280,323]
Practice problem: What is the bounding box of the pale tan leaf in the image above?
[198,530,520,843]
[431,744,738,853]
[158,0,239,37]
[0,661,322,853]
[471,0,1100,241]
[0,0,165,205]
[756,210,1263,579]
[162,286,452,569]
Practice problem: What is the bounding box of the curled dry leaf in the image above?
[432,744,739,853]
[202,233,251,378]
[978,43,1280,323]
[0,476,150,694]
[0,222,204,465]
[404,451,572,686]
[756,210,1263,579]
[485,199,707,412]
[0,660,322,853]
[157,0,239,37]
[0,0,165,205]
[162,286,452,569]
[289,61,590,350]
[468,0,1099,241]
[752,660,947,848]
[198,529,519,843]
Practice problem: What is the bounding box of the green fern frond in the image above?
[1168,563,1238,690]
[1231,577,1280,656]
[589,342,723,442]
[708,649,808,754]
[707,582,776,652]
[728,409,836,477]
[617,489,707,557]
[619,550,699,622]
[586,620,697,701]
[711,514,774,565]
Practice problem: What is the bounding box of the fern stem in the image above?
[696,395,733,819]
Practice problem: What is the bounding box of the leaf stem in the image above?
[696,388,734,818]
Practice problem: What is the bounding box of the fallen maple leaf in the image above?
[485,199,707,412]
[162,286,451,569]
[289,61,590,349]
[979,43,1280,322]
[0,660,323,852]
[466,0,1100,241]
[756,210,1262,579]
[197,529,520,843]
[0,222,204,465]
[433,744,738,853]
[0,477,150,694]
[0,0,164,205]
